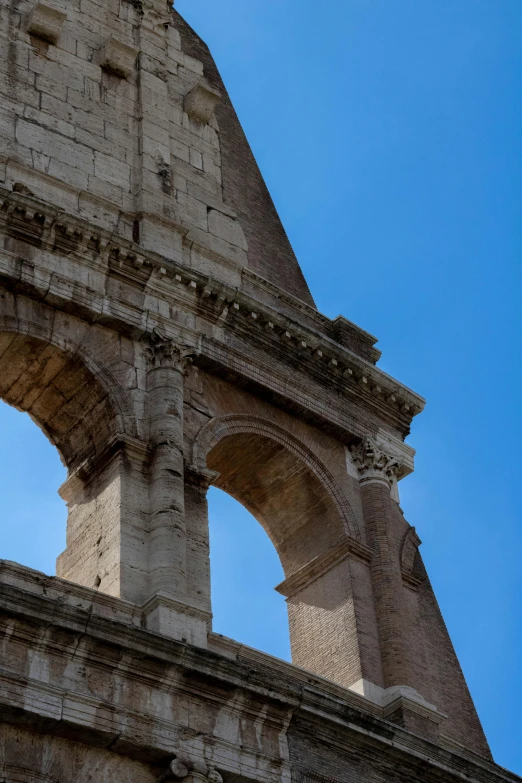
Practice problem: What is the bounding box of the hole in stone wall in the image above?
[208,486,291,661]
[0,400,67,574]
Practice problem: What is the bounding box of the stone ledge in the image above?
[275,539,372,599]
[184,83,221,124]
[0,563,519,783]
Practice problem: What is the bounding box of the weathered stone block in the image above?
[184,83,221,124]
[25,3,66,45]
[95,36,139,78]
[208,208,248,251]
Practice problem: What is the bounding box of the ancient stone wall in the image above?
[0,0,516,780]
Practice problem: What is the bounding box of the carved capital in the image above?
[351,436,402,486]
[145,327,197,371]
[157,751,223,783]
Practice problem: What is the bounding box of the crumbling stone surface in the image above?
[0,0,515,781]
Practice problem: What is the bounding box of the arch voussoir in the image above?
[192,413,361,542]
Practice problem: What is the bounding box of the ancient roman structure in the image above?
[0,1,519,781]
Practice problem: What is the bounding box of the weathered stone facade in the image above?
[0,0,518,781]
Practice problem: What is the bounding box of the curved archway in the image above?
[0,323,133,471]
[0,322,143,602]
[189,414,368,685]
[208,486,290,660]
[192,414,360,553]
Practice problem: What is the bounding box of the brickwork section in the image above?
[408,554,492,758]
[360,479,411,687]
[286,557,369,688]
[173,11,316,307]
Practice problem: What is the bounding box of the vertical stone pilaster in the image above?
[56,439,150,606]
[133,0,183,262]
[349,438,445,737]
[143,330,210,645]
[146,329,190,598]
[351,436,410,688]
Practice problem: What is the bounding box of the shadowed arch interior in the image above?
[206,432,347,576]
[0,332,120,472]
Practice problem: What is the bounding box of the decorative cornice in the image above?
[0,186,425,431]
[351,436,403,486]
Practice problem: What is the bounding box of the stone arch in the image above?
[0,317,135,472]
[0,313,146,603]
[192,414,360,575]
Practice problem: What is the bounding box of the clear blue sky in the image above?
[1,0,521,773]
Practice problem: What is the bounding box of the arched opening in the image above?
[0,330,138,600]
[208,486,290,660]
[0,332,121,471]
[0,400,66,574]
[191,415,363,684]
[206,431,347,576]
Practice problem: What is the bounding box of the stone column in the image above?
[146,329,188,597]
[133,0,185,264]
[351,436,410,689]
[142,330,209,646]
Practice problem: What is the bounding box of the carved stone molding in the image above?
[276,538,372,599]
[0,765,57,783]
[184,464,220,492]
[351,435,403,486]
[0,186,425,435]
[144,327,197,371]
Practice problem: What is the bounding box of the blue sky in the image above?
[1,0,521,773]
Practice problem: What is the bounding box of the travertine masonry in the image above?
[0,0,517,781]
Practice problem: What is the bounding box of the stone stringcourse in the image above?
[0,1,519,782]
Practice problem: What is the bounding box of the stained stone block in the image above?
[95,37,139,78]
[184,83,221,124]
[25,3,66,45]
